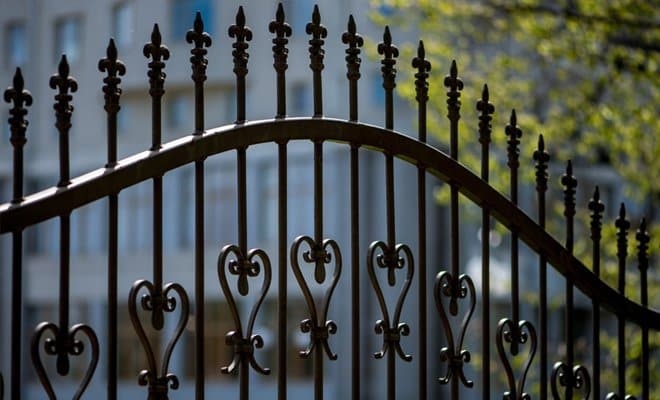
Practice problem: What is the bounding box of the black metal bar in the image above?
[476,83,493,400]
[350,143,360,400]
[615,203,630,398]
[98,38,125,400]
[588,186,604,400]
[270,3,291,119]
[342,15,362,123]
[307,5,326,117]
[186,12,211,400]
[562,160,577,399]
[278,142,288,400]
[314,141,323,244]
[636,219,649,400]
[237,148,247,254]
[229,6,252,123]
[413,40,431,400]
[444,60,463,288]
[4,66,32,399]
[505,110,521,352]
[379,26,398,131]
[533,134,549,399]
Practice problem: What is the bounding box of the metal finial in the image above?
[306,4,327,72]
[561,160,577,218]
[186,12,212,84]
[50,55,78,187]
[98,39,126,112]
[588,186,605,242]
[412,40,431,105]
[533,134,549,192]
[269,2,292,72]
[4,67,33,145]
[476,84,494,145]
[229,6,253,79]
[615,203,630,259]
[444,60,463,123]
[378,26,399,90]
[506,109,522,170]
[143,23,170,98]
[342,15,363,81]
[636,218,649,271]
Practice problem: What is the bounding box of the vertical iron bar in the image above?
[278,142,288,400]
[307,5,326,118]
[615,203,630,398]
[533,135,549,399]
[270,3,291,119]
[229,6,251,124]
[315,341,323,400]
[506,110,521,354]
[237,148,247,254]
[588,186,604,400]
[4,66,32,400]
[314,141,323,244]
[99,40,125,399]
[561,160,577,400]
[343,15,363,400]
[59,214,71,341]
[186,12,211,400]
[413,40,431,400]
[636,219,649,400]
[350,144,360,400]
[476,84,494,400]
[444,60,463,291]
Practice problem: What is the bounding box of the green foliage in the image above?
[370,0,659,397]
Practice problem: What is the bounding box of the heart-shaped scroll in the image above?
[290,236,342,360]
[496,318,537,400]
[367,241,414,361]
[128,280,189,394]
[434,271,476,387]
[217,244,272,375]
[31,322,99,400]
[551,362,592,400]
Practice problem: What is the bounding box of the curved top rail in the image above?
[1,117,657,328]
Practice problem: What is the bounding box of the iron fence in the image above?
[1,3,657,400]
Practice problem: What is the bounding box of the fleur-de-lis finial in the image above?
[378,26,399,91]
[342,15,363,81]
[412,40,431,104]
[476,84,494,145]
[98,39,126,114]
[561,160,577,219]
[636,218,649,271]
[229,6,253,79]
[588,186,605,241]
[615,203,630,260]
[533,134,550,192]
[505,109,522,170]
[307,4,327,72]
[143,24,170,98]
[4,67,33,146]
[186,12,212,84]
[444,60,463,122]
[269,3,292,74]
[50,55,78,187]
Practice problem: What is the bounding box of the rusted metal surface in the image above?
[1,4,657,400]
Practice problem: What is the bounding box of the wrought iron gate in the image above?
[1,4,657,400]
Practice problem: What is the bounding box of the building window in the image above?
[5,21,27,68]
[54,16,82,64]
[112,2,134,49]
[171,0,214,41]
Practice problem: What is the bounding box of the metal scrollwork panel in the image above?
[31,322,99,400]
[434,271,476,387]
[290,236,342,360]
[128,280,189,397]
[367,241,414,361]
[551,363,592,400]
[217,244,272,375]
[496,318,537,400]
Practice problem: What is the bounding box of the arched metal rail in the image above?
[1,117,657,330]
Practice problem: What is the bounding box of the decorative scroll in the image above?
[290,236,342,360]
[495,319,537,400]
[128,280,189,398]
[31,323,99,400]
[434,271,476,388]
[217,245,272,375]
[367,241,414,361]
[550,363,591,400]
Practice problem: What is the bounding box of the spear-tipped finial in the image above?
[4,67,33,142]
[588,186,605,241]
[412,40,431,105]
[50,55,78,187]
[306,4,327,72]
[636,218,649,272]
[476,84,494,145]
[378,26,399,90]
[229,5,252,79]
[342,14,363,82]
[444,60,463,124]
[186,12,212,88]
[533,134,550,193]
[98,38,126,109]
[143,23,170,97]
[561,160,577,218]
[269,3,292,44]
[506,109,522,170]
